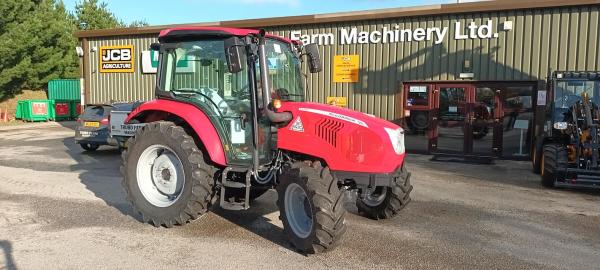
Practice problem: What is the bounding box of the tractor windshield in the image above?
[262,39,304,102]
[554,80,600,108]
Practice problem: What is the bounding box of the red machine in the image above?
[122,27,412,253]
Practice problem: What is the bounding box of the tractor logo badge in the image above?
[290,117,304,132]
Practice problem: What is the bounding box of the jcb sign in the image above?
[99,45,134,73]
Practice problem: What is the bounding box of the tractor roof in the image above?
[158,27,296,44]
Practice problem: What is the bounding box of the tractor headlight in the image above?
[384,127,405,155]
[553,122,568,130]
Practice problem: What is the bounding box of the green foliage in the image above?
[0,0,78,100]
[74,0,148,30]
[74,0,121,30]
[0,0,146,101]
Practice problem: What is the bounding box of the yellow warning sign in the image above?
[326,97,347,107]
[333,55,359,83]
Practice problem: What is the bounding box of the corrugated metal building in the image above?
[75,0,600,158]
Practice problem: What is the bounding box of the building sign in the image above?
[141,50,195,74]
[409,86,427,93]
[333,55,359,83]
[327,97,348,107]
[537,90,547,106]
[99,45,134,73]
[291,20,512,45]
[141,50,157,73]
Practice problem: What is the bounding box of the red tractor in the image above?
[121,27,412,253]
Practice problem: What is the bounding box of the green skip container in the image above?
[48,79,80,101]
[18,100,54,122]
[53,100,71,121]
[15,101,24,119]
[69,100,82,119]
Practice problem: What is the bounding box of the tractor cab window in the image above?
[555,80,600,108]
[160,40,255,164]
[260,39,304,102]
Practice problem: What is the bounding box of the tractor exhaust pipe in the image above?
[257,29,292,123]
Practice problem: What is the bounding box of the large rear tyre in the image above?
[356,165,412,219]
[121,121,215,227]
[541,144,567,188]
[276,161,347,254]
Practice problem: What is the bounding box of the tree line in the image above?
[0,0,147,100]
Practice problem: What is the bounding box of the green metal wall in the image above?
[48,79,80,101]
[85,4,600,120]
[87,34,158,104]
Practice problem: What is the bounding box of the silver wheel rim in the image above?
[362,187,388,207]
[136,144,185,207]
[284,183,313,238]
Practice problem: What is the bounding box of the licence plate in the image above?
[84,121,100,128]
[79,131,97,137]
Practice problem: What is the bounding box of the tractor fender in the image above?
[125,99,227,166]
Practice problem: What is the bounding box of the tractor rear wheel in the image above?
[541,144,567,188]
[121,121,215,227]
[276,161,347,254]
[356,165,412,219]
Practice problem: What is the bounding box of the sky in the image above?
[62,0,473,26]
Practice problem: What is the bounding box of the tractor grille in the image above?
[315,118,344,147]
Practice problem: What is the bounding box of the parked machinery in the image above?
[120,27,413,253]
[532,71,600,188]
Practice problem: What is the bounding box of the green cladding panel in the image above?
[48,79,81,101]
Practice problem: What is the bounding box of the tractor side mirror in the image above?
[224,37,245,73]
[150,43,161,51]
[304,43,322,73]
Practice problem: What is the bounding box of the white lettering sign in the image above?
[290,20,507,46]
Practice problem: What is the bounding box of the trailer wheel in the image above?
[541,144,567,188]
[276,161,347,254]
[121,121,215,227]
[356,165,412,219]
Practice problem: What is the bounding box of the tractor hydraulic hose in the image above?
[257,29,292,123]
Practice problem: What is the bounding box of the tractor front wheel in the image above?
[276,161,347,254]
[356,165,412,219]
[121,121,215,227]
[541,144,567,188]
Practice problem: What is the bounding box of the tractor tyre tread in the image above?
[121,121,215,227]
[541,144,567,188]
[356,165,412,220]
[276,161,347,254]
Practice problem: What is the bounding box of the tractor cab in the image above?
[153,28,313,167]
[550,72,600,124]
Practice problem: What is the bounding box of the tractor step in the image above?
[222,180,246,188]
[219,200,247,211]
[219,166,251,211]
